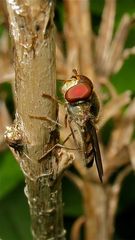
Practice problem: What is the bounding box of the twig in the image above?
[107,99,135,158]
[104,146,130,181]
[70,216,85,240]
[114,46,135,73]
[96,0,116,71]
[99,91,131,128]
[106,14,135,74]
[107,165,132,238]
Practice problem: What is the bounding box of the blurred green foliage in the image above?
[0,82,15,117]
[0,150,23,199]
[0,183,32,240]
[0,0,135,239]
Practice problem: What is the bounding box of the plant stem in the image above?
[5,0,66,239]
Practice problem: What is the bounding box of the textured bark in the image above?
[5,1,67,239]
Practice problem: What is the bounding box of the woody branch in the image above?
[4,0,73,239]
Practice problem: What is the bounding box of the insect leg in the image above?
[42,93,63,105]
[29,115,62,127]
[68,119,79,147]
[38,143,79,163]
[62,132,73,145]
[42,93,58,102]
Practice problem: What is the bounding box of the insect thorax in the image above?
[67,91,100,127]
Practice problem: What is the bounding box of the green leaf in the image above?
[0,183,32,240]
[0,150,23,199]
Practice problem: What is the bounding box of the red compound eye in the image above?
[65,83,92,103]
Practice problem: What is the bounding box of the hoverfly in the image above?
[63,69,103,182]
